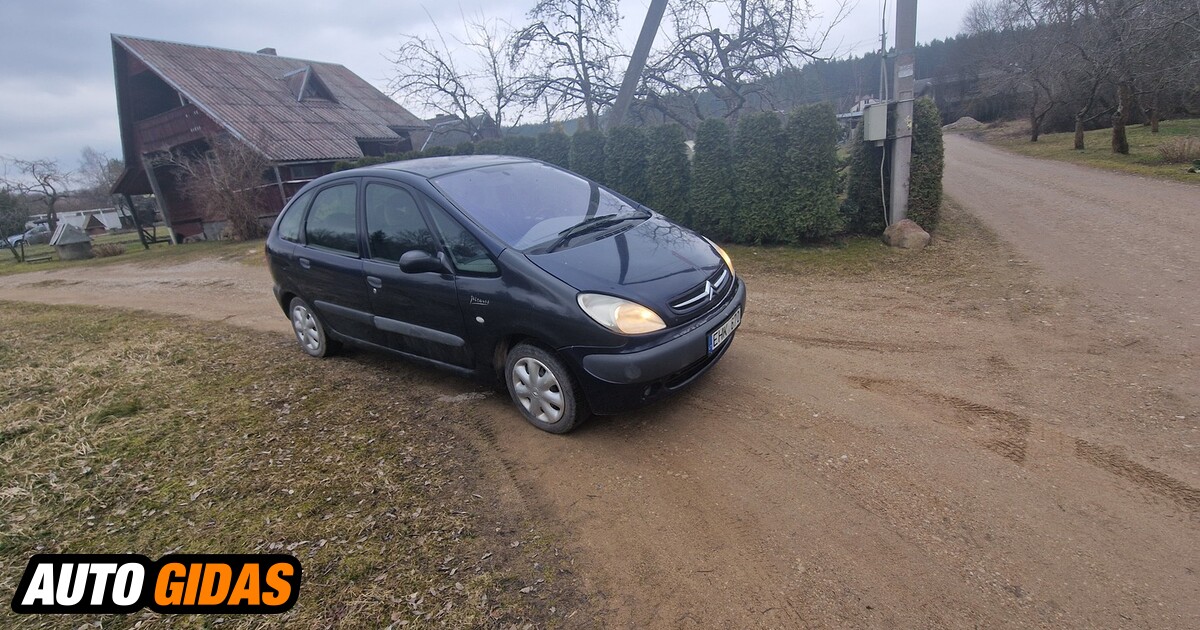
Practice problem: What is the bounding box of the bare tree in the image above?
[0,157,73,232]
[163,135,273,241]
[640,0,850,125]
[465,17,530,130]
[389,15,530,136]
[389,24,481,136]
[512,0,626,130]
[964,0,1077,142]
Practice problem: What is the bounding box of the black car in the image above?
[266,155,745,433]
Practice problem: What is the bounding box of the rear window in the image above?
[304,184,358,255]
[432,162,638,250]
[276,189,314,242]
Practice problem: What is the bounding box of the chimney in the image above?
[257,47,277,55]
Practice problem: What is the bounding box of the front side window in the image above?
[276,189,314,242]
[304,183,358,255]
[364,183,435,263]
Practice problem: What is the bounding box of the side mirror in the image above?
[398,250,450,274]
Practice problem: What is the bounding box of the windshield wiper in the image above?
[543,212,645,253]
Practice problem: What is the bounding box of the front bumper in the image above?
[564,278,746,414]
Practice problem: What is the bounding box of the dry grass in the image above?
[91,243,126,258]
[1157,136,1200,164]
[969,118,1200,183]
[0,304,584,628]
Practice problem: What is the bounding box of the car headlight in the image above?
[577,293,666,335]
[705,238,734,277]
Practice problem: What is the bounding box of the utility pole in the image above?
[608,0,669,129]
[888,0,918,225]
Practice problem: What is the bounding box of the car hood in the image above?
[527,215,725,327]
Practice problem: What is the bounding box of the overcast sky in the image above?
[0,0,968,175]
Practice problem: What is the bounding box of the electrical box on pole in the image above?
[863,103,889,142]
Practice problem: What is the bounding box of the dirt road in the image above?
[2,198,1197,625]
[944,134,1200,356]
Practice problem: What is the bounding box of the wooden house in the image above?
[109,35,428,242]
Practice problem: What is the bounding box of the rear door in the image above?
[297,180,379,344]
[361,180,471,367]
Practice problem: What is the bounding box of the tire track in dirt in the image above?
[738,327,931,353]
[848,375,1031,464]
[1074,438,1200,513]
[847,375,1199,514]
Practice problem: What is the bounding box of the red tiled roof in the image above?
[113,34,428,162]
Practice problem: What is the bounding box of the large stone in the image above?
[882,219,931,250]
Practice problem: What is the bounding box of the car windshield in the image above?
[431,162,646,251]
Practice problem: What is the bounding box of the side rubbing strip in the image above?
[313,300,374,325]
[373,316,466,347]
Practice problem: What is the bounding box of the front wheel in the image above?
[505,343,589,434]
[288,297,337,357]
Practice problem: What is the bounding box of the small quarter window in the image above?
[304,184,359,255]
[276,189,314,242]
[427,202,499,276]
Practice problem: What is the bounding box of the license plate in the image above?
[707,307,742,354]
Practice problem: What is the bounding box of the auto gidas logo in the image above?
[10,554,301,614]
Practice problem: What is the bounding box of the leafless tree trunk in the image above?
[1112,80,1133,154]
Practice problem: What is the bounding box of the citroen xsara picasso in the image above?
[266,155,745,433]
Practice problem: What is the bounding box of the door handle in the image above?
[298,257,311,269]
[366,276,383,289]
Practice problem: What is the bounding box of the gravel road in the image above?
[1,151,1197,627]
[944,134,1200,355]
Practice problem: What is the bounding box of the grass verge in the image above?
[1,237,265,278]
[972,118,1200,183]
[0,303,581,627]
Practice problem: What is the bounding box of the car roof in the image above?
[371,154,534,179]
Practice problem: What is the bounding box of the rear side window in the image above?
[426,202,499,276]
[365,183,435,262]
[276,189,314,242]
[304,184,359,255]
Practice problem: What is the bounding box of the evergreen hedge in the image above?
[782,103,844,241]
[535,131,571,168]
[842,124,888,234]
[908,98,945,230]
[733,112,788,244]
[690,118,738,240]
[644,124,691,223]
[474,138,505,154]
[502,135,537,158]
[569,129,606,182]
[453,141,475,155]
[604,126,648,201]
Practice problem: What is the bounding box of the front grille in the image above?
[670,266,731,313]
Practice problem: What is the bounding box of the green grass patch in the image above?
[1,236,265,277]
[980,118,1200,183]
[0,303,579,628]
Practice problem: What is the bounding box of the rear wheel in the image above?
[505,342,588,434]
[288,297,337,357]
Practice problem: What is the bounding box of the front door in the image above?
[360,181,470,367]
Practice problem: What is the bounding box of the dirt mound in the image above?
[943,116,984,131]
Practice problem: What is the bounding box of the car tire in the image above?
[505,342,589,434]
[288,297,338,358]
